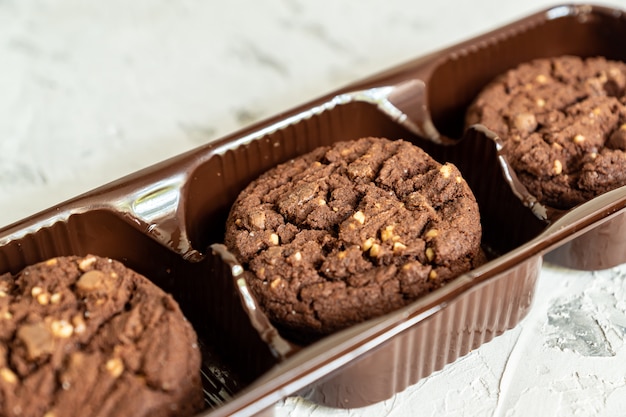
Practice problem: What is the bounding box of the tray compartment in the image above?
[0,210,282,414]
[302,255,540,408]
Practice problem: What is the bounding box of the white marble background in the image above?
[2,1,626,416]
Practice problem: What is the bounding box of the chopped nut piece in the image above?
[402,262,413,271]
[393,242,407,253]
[439,165,452,179]
[37,293,50,305]
[553,160,563,175]
[573,134,585,144]
[511,112,537,133]
[536,74,548,84]
[50,293,62,304]
[43,412,56,417]
[425,229,439,238]
[332,207,339,212]
[0,367,17,384]
[429,270,438,280]
[369,244,381,257]
[337,251,347,260]
[72,315,86,334]
[76,270,108,293]
[318,198,326,206]
[31,286,43,297]
[536,98,546,107]
[362,238,374,251]
[105,358,124,378]
[234,218,243,226]
[353,211,365,224]
[455,176,463,183]
[293,252,302,261]
[249,211,266,230]
[0,290,6,298]
[3,311,12,319]
[266,247,282,261]
[77,256,97,271]
[45,258,58,266]
[50,320,74,339]
[270,278,283,289]
[269,233,279,245]
[425,247,435,262]
[381,225,394,242]
[17,322,55,359]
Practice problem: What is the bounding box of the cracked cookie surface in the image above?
[0,255,203,417]
[225,137,483,337]
[466,55,626,209]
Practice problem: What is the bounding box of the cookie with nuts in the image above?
[0,255,203,417]
[225,137,484,338]
[466,55,626,209]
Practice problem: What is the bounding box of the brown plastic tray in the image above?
[2,3,626,416]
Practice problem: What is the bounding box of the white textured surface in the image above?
[2,1,626,416]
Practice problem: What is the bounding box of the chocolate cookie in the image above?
[0,255,203,417]
[466,55,626,209]
[225,137,483,336]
